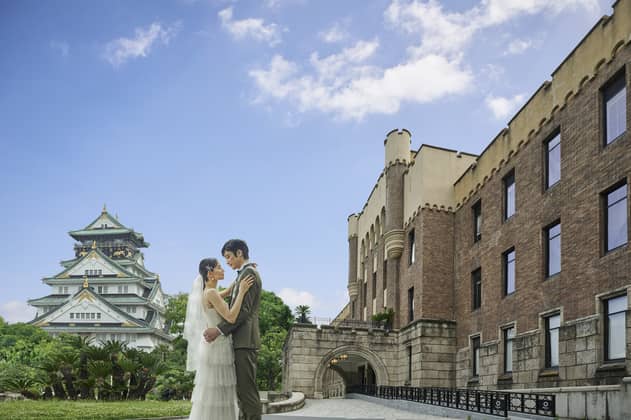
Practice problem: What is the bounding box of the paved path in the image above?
[263,398,459,420]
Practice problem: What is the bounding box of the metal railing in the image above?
[333,319,379,329]
[347,384,555,418]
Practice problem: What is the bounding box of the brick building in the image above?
[342,0,631,390]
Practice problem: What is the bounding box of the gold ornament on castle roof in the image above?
[83,275,89,288]
[92,241,97,250]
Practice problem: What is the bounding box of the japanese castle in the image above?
[28,207,173,350]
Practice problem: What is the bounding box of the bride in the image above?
[184,257,254,420]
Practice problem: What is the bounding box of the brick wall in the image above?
[453,45,631,388]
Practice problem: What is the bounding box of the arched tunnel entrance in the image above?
[313,345,388,399]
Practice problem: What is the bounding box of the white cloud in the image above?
[319,23,349,44]
[485,93,526,119]
[103,22,180,67]
[249,0,599,120]
[50,40,69,57]
[482,63,505,81]
[504,38,533,55]
[276,288,348,320]
[384,0,599,57]
[0,301,36,324]
[277,288,317,308]
[218,7,282,47]
[250,45,473,120]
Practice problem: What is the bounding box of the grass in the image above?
[0,400,192,420]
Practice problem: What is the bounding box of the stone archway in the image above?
[313,344,390,398]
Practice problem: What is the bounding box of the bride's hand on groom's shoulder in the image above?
[238,275,255,295]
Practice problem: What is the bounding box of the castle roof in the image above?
[29,285,173,341]
[69,207,149,246]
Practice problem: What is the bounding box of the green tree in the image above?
[257,327,287,391]
[0,322,52,364]
[164,293,188,336]
[259,290,293,336]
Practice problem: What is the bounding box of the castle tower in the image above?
[383,129,410,328]
[347,214,359,316]
[27,208,173,350]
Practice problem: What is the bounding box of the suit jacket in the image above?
[217,263,261,350]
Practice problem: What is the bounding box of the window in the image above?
[605,294,627,361]
[472,268,482,310]
[383,260,388,308]
[408,230,416,265]
[372,272,377,300]
[98,286,103,294]
[91,313,95,319]
[504,327,515,373]
[472,336,480,377]
[473,200,482,242]
[504,170,516,220]
[604,183,628,252]
[63,286,68,294]
[70,313,74,319]
[408,287,414,323]
[97,313,101,320]
[351,301,355,318]
[407,346,412,382]
[545,314,560,368]
[603,71,627,145]
[545,222,561,277]
[546,131,561,188]
[503,248,516,295]
[362,282,367,321]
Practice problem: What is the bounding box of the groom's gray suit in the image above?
[217,262,262,420]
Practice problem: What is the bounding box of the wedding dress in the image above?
[188,304,238,420]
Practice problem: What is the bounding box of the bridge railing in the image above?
[347,384,555,418]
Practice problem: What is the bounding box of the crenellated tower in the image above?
[383,129,411,328]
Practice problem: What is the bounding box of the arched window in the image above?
[370,225,375,249]
[381,208,386,235]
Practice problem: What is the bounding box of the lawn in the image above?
[0,400,192,420]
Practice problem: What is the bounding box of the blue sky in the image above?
[0,0,612,323]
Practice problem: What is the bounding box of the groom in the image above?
[204,239,262,420]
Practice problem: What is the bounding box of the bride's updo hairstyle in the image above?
[199,258,219,291]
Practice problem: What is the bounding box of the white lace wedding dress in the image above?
[189,306,238,420]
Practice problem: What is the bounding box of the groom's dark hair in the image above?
[221,239,249,260]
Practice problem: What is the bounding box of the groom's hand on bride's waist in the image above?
[203,327,221,343]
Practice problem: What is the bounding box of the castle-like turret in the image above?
[347,214,359,303]
[383,129,410,328]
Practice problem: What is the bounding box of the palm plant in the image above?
[63,335,94,399]
[88,360,111,401]
[101,340,127,400]
[2,375,42,399]
[55,351,79,399]
[38,357,66,399]
[134,352,167,400]
[117,356,141,400]
[295,305,312,324]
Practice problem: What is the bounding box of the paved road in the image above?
[263,398,459,420]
